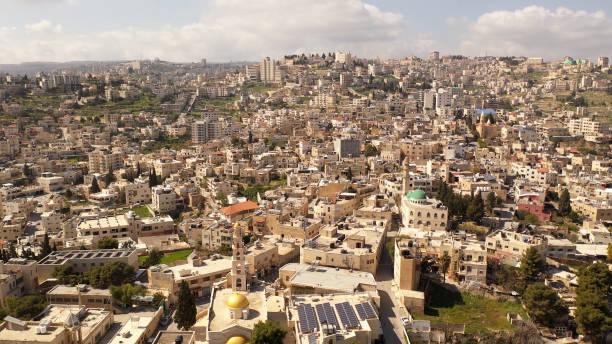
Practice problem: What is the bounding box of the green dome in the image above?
[406,189,426,200]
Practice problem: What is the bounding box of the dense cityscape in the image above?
[0,3,612,344]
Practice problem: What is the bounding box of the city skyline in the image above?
[0,0,611,64]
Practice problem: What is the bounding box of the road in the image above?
[376,229,407,344]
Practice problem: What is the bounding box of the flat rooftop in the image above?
[108,315,155,344]
[77,214,129,230]
[282,263,376,293]
[153,331,195,344]
[207,286,267,332]
[38,249,134,265]
[307,223,385,255]
[48,284,111,297]
[153,258,232,281]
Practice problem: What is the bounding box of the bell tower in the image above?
[231,223,248,292]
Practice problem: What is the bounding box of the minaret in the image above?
[231,223,248,292]
[402,156,410,194]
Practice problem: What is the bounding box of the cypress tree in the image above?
[90,177,101,194]
[558,189,571,216]
[174,280,196,330]
[520,246,545,282]
[467,192,485,224]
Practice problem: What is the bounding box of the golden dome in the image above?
[226,336,248,344]
[226,293,249,309]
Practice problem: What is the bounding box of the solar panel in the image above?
[355,302,376,320]
[335,302,360,328]
[307,333,317,344]
[297,304,319,333]
[316,302,339,328]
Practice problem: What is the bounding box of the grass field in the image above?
[160,249,193,264]
[413,283,527,335]
[130,206,152,218]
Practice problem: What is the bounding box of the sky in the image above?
[0,0,611,64]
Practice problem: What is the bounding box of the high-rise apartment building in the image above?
[335,51,352,64]
[192,120,220,144]
[260,57,283,83]
[88,150,123,174]
[597,56,609,67]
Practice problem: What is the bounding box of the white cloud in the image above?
[454,6,612,59]
[25,20,62,33]
[0,0,436,63]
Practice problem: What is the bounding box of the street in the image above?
[376,230,407,344]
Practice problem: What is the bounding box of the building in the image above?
[568,117,609,137]
[279,263,377,295]
[335,52,352,64]
[88,150,123,174]
[47,284,113,311]
[334,138,360,158]
[485,229,547,265]
[75,211,174,241]
[401,190,448,231]
[148,254,232,304]
[108,308,162,344]
[220,201,260,222]
[429,51,439,61]
[37,173,64,192]
[597,56,609,67]
[260,57,283,84]
[571,198,612,222]
[0,305,112,344]
[192,120,220,144]
[289,293,382,344]
[393,235,425,313]
[300,217,387,276]
[0,258,38,293]
[151,186,181,214]
[37,249,138,282]
[124,178,151,206]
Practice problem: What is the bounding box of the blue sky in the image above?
[0,0,610,63]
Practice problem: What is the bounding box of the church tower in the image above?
[231,223,248,292]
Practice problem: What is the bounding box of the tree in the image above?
[90,177,101,194]
[141,249,163,268]
[1,295,47,320]
[608,244,612,263]
[251,320,287,344]
[52,264,82,285]
[39,233,52,259]
[88,261,136,288]
[174,280,196,330]
[110,283,145,308]
[522,283,568,326]
[439,252,451,283]
[558,189,571,216]
[149,168,159,187]
[345,167,353,181]
[153,292,166,309]
[486,191,497,215]
[520,247,545,282]
[575,263,612,341]
[105,167,116,186]
[466,192,485,224]
[64,188,73,199]
[364,144,378,157]
[97,237,119,249]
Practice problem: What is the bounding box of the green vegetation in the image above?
[97,237,119,249]
[139,249,163,268]
[522,283,568,326]
[160,249,193,265]
[385,238,395,262]
[414,283,527,334]
[244,82,279,95]
[0,294,48,321]
[514,210,540,225]
[110,283,145,308]
[251,320,287,344]
[88,261,136,288]
[174,280,197,330]
[520,246,546,282]
[130,205,152,218]
[77,92,162,116]
[142,133,191,153]
[575,263,612,341]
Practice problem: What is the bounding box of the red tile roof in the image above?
[221,201,259,216]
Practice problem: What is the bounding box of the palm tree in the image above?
[440,252,451,283]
